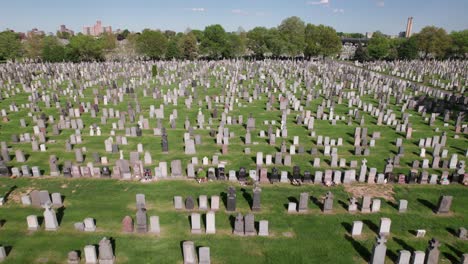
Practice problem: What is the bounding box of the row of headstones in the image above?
[182,241,211,264]
[67,237,115,264]
[20,190,63,207]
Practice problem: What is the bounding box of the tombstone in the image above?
[27,215,39,231]
[458,227,468,240]
[423,238,441,264]
[412,251,426,264]
[171,160,183,177]
[21,195,31,205]
[30,190,41,207]
[199,195,208,210]
[361,196,372,213]
[185,196,195,210]
[43,203,59,231]
[352,221,363,236]
[436,195,452,214]
[67,250,80,264]
[182,241,197,264]
[288,202,297,213]
[121,216,134,233]
[379,218,391,235]
[397,250,411,264]
[136,207,147,233]
[372,199,381,213]
[210,196,220,211]
[233,213,245,236]
[149,216,160,234]
[191,213,202,234]
[323,191,334,213]
[174,196,183,210]
[98,237,115,264]
[206,211,216,234]
[399,200,408,213]
[199,247,211,264]
[348,197,358,212]
[258,220,269,236]
[244,213,256,236]
[84,218,96,232]
[84,245,97,264]
[227,187,236,212]
[252,184,261,211]
[370,235,387,264]
[298,192,309,212]
[51,193,62,207]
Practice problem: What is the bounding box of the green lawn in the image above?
[0,178,467,263]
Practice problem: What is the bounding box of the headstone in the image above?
[182,241,197,264]
[191,213,202,234]
[234,213,244,235]
[425,238,440,264]
[43,203,59,231]
[323,191,334,213]
[27,215,39,231]
[397,250,411,264]
[84,245,97,264]
[206,211,216,234]
[379,218,391,235]
[352,221,363,236]
[227,187,236,212]
[370,235,387,264]
[244,213,256,236]
[149,216,160,234]
[399,200,408,213]
[121,216,134,233]
[98,237,115,264]
[436,195,452,214]
[199,247,211,264]
[298,192,309,212]
[258,220,269,236]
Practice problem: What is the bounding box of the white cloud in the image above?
[231,9,249,15]
[376,1,385,7]
[306,0,329,5]
[333,8,344,13]
[191,8,205,12]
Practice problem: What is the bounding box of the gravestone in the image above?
[227,187,236,212]
[122,216,134,233]
[362,196,372,213]
[182,241,197,264]
[258,220,269,236]
[379,218,391,235]
[43,203,58,231]
[136,207,147,233]
[27,215,39,231]
[370,235,387,264]
[436,195,452,214]
[199,247,210,264]
[174,196,183,210]
[298,192,309,212]
[98,237,115,264]
[149,216,160,234]
[191,213,202,234]
[323,192,334,213]
[352,221,363,236]
[234,213,244,235]
[84,245,97,264]
[244,213,256,236]
[206,211,216,234]
[185,196,195,210]
[67,251,80,264]
[425,238,440,264]
[399,200,408,213]
[397,250,411,264]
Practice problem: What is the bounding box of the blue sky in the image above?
[1,0,467,35]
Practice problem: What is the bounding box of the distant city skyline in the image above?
[1,0,467,35]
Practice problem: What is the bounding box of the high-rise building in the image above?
[58,25,74,36]
[405,17,413,38]
[82,20,112,36]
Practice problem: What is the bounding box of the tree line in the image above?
[0,16,466,62]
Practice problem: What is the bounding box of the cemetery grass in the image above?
[0,178,467,264]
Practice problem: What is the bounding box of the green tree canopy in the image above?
[414,26,451,59]
[181,32,198,60]
[448,30,468,58]
[41,36,66,62]
[67,34,104,62]
[247,27,270,58]
[136,29,168,59]
[397,36,419,60]
[201,25,228,59]
[278,16,305,57]
[304,24,342,57]
[24,34,44,59]
[367,31,390,60]
[0,31,23,61]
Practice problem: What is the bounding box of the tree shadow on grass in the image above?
[338,200,348,210]
[345,234,371,262]
[445,227,458,238]
[341,222,352,234]
[241,188,253,209]
[220,192,227,210]
[386,200,398,211]
[387,250,398,263]
[3,185,17,202]
[442,252,459,263]
[56,207,66,225]
[417,198,436,212]
[446,243,463,257]
[362,219,379,235]
[393,237,415,252]
[229,215,235,230]
[310,196,322,211]
[0,219,5,228]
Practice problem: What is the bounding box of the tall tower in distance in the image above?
[405,17,413,38]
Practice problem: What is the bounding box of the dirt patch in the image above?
[61,184,68,188]
[282,231,295,237]
[344,184,395,202]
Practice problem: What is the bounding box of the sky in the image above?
[1,0,467,36]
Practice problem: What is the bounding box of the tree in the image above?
[448,30,468,58]
[266,28,285,57]
[304,24,342,57]
[354,43,370,62]
[278,16,305,57]
[0,31,23,61]
[367,31,390,60]
[24,34,44,59]
[98,32,117,51]
[201,25,228,59]
[56,31,71,39]
[397,36,419,60]
[415,26,451,59]
[181,32,198,60]
[226,33,244,58]
[166,38,182,59]
[247,27,270,58]
[41,36,66,62]
[136,29,168,59]
[66,34,104,62]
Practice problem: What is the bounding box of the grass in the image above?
[0,178,467,263]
